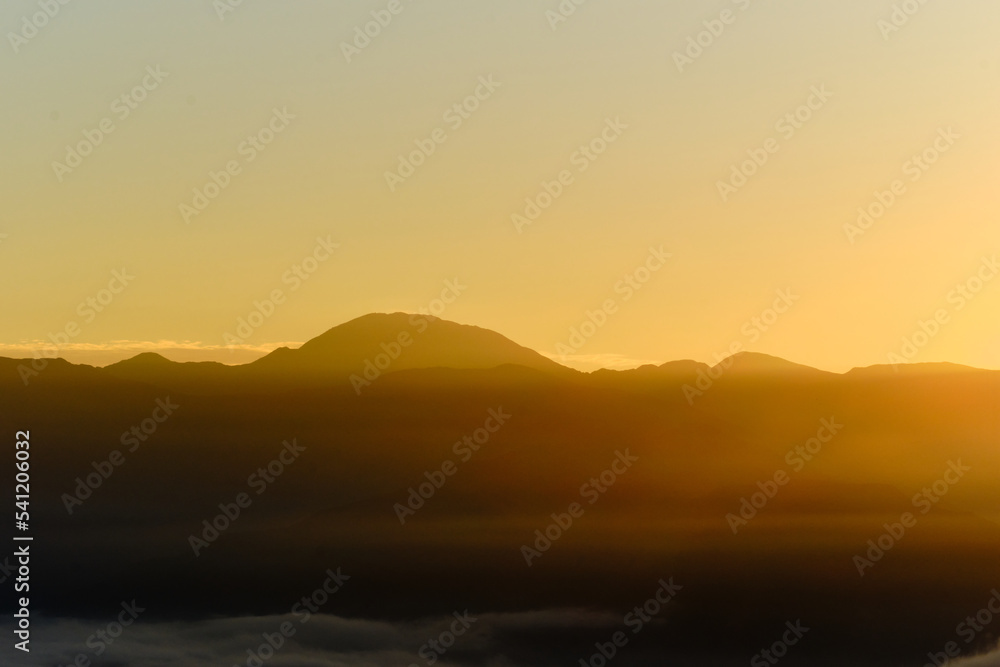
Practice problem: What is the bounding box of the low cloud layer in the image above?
[4,609,625,667]
[954,646,1000,666]
[8,608,970,666]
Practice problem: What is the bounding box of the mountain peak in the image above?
[253,313,571,377]
[710,352,830,376]
[107,352,173,368]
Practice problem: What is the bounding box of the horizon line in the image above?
[0,340,994,376]
[2,311,995,374]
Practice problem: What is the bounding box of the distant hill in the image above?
[5,314,996,395]
[103,352,242,395]
[711,351,838,377]
[94,313,572,394]
[250,312,572,377]
[845,361,986,377]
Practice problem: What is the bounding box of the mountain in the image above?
[15,315,1000,396]
[99,313,574,394]
[845,361,986,377]
[711,351,837,377]
[9,316,999,393]
[250,312,572,377]
[2,315,1000,665]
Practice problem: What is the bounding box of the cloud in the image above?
[954,646,1000,666]
[5,609,625,667]
[8,607,979,666]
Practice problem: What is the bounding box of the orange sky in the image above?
[1,0,998,372]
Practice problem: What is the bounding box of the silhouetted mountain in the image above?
[251,312,572,377]
[845,361,986,377]
[100,313,573,394]
[104,352,239,395]
[712,351,837,377]
[2,315,1000,666]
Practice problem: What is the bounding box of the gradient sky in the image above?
[1,0,998,372]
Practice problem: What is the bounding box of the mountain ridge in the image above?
[3,314,997,386]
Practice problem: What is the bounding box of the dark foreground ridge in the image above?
[1,314,998,666]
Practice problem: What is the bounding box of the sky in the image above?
[1,0,998,372]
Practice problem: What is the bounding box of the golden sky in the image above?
[2,0,999,372]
